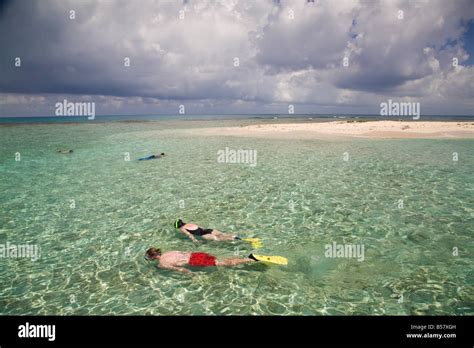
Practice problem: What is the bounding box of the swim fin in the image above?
[248,253,288,265]
[242,238,263,249]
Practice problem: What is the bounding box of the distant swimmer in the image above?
[138,153,165,161]
[145,247,270,274]
[57,149,73,154]
[174,218,263,248]
[175,218,239,243]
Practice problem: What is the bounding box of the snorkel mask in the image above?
[175,218,184,229]
[144,247,161,261]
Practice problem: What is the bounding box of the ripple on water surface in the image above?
[0,122,472,315]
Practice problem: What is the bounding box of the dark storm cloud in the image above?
[1,0,473,115]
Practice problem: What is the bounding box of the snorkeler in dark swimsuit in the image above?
[174,219,240,243]
[139,152,165,160]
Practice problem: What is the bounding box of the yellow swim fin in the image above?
[249,254,288,265]
[242,238,263,249]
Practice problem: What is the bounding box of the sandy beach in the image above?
[189,120,474,139]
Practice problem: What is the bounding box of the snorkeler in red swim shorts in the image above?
[144,248,258,274]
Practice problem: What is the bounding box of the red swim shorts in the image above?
[188,252,217,267]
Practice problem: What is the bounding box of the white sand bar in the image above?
[187,121,474,139]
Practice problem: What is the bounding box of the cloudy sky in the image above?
[1,0,473,116]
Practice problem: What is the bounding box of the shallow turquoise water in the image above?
[0,120,472,315]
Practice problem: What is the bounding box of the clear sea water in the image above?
[0,118,472,315]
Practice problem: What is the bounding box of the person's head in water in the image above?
[160,152,165,156]
[145,247,162,260]
[175,218,185,229]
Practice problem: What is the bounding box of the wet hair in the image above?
[145,247,162,260]
[175,218,185,229]
[160,152,165,156]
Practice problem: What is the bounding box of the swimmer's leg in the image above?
[201,233,218,241]
[208,230,238,241]
[215,257,254,267]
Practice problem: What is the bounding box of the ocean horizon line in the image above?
[0,113,473,125]
[1,112,474,118]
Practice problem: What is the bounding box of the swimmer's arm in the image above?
[179,227,199,243]
[159,264,192,274]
